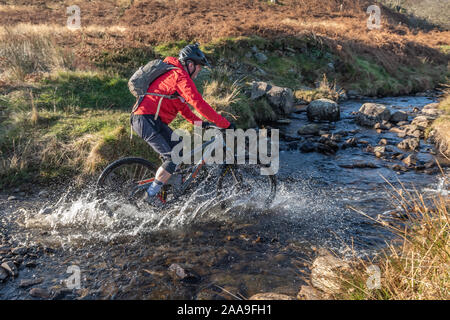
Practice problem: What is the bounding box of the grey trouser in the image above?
[131,114,181,172]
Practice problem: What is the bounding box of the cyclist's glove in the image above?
[202,122,212,129]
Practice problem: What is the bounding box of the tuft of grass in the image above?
[0,27,74,81]
[294,74,341,103]
[337,177,450,300]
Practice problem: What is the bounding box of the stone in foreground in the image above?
[307,99,340,122]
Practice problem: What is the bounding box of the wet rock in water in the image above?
[52,288,75,300]
[394,152,405,160]
[266,85,294,114]
[38,190,49,198]
[389,127,406,138]
[168,263,201,284]
[0,266,8,282]
[249,293,295,300]
[373,146,386,154]
[390,110,408,123]
[402,154,417,167]
[38,207,53,215]
[19,277,44,288]
[300,141,316,153]
[339,162,379,169]
[310,249,350,294]
[276,118,292,125]
[25,261,37,268]
[29,287,52,299]
[297,124,322,136]
[397,138,420,151]
[1,261,18,277]
[297,285,325,300]
[397,121,409,126]
[306,99,340,122]
[7,196,17,201]
[353,162,379,169]
[421,103,443,117]
[0,247,10,254]
[316,143,336,155]
[330,134,342,142]
[391,164,408,172]
[341,137,358,149]
[411,115,432,130]
[378,138,388,145]
[355,103,391,127]
[11,247,27,255]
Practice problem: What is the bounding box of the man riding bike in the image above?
[131,43,235,205]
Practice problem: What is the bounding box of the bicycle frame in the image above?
[137,128,231,197]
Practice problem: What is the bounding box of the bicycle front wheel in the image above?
[97,157,158,200]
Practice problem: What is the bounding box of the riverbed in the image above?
[0,95,448,299]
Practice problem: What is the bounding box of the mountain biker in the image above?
[131,43,235,205]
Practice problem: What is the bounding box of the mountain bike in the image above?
[96,125,277,208]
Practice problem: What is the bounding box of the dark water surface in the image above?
[0,95,448,299]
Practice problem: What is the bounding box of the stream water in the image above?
[0,95,448,299]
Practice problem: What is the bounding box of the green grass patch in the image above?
[35,70,135,112]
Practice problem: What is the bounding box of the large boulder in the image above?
[390,110,408,123]
[250,81,270,100]
[421,103,443,118]
[250,81,294,114]
[310,249,350,294]
[266,86,294,114]
[397,138,420,151]
[411,115,432,130]
[307,99,340,122]
[355,103,391,127]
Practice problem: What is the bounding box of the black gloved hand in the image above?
[202,122,212,129]
[227,122,236,130]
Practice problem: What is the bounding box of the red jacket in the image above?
[134,56,230,128]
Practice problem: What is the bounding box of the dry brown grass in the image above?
[340,175,449,300]
[0,0,447,72]
[0,27,75,81]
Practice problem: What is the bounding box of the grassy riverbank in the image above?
[335,183,449,300]
[0,0,449,189]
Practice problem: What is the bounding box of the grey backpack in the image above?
[128,59,181,118]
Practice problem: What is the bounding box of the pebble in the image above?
[11,247,28,255]
[38,207,53,215]
[29,288,52,299]
[1,261,18,277]
[19,277,44,288]
[0,267,8,281]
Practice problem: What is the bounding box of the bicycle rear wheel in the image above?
[216,163,277,207]
[97,157,158,200]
